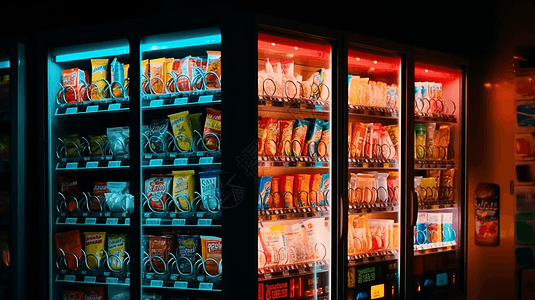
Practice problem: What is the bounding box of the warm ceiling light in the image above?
[373,60,378,64]
[294,46,298,50]
[271,42,276,46]
[369,67,375,71]
[425,69,429,72]
[356,57,360,61]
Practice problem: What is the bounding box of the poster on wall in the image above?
[475,183,500,246]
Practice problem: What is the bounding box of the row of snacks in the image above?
[258,58,330,101]
[62,286,129,300]
[348,76,399,109]
[163,108,221,152]
[415,82,444,101]
[258,118,330,158]
[414,169,455,202]
[348,122,398,160]
[144,168,220,213]
[62,127,130,158]
[258,173,329,210]
[348,215,399,255]
[259,273,329,299]
[348,172,399,205]
[145,230,222,277]
[414,123,451,160]
[142,52,221,95]
[414,212,456,245]
[258,218,329,267]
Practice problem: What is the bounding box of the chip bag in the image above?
[172,170,195,211]
[304,118,324,157]
[168,111,194,151]
[90,59,109,100]
[89,134,107,156]
[150,58,166,94]
[199,169,221,211]
[292,119,309,157]
[294,173,311,207]
[203,108,222,151]
[309,173,323,206]
[258,176,272,210]
[277,120,295,156]
[54,230,83,270]
[62,290,84,300]
[319,121,330,157]
[148,235,172,272]
[148,119,169,153]
[200,236,222,276]
[84,286,105,300]
[108,234,127,271]
[63,133,81,157]
[280,175,294,209]
[271,177,282,209]
[59,175,82,211]
[84,232,106,270]
[176,235,199,274]
[258,118,276,156]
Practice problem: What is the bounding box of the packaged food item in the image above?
[90,59,109,100]
[189,112,203,134]
[61,68,89,102]
[427,213,443,243]
[105,193,134,213]
[426,123,436,159]
[89,134,107,156]
[348,173,358,204]
[261,225,286,265]
[277,119,295,156]
[280,175,294,208]
[362,123,374,158]
[393,223,400,249]
[374,173,389,203]
[172,170,195,211]
[199,169,221,211]
[54,230,83,270]
[84,232,106,270]
[258,176,272,210]
[148,119,169,153]
[309,173,323,206]
[180,56,199,84]
[267,58,283,98]
[379,125,396,159]
[385,125,399,159]
[304,118,324,157]
[62,290,84,300]
[441,168,455,200]
[415,123,426,159]
[168,111,194,151]
[148,235,172,272]
[357,173,376,204]
[84,285,105,300]
[258,118,275,156]
[351,123,367,158]
[319,174,330,206]
[283,223,307,263]
[368,219,390,251]
[318,121,330,157]
[203,108,222,151]
[435,125,451,159]
[415,212,427,245]
[59,175,82,211]
[0,231,8,267]
[107,126,130,155]
[349,76,360,105]
[442,212,456,242]
[294,173,311,207]
[176,235,199,274]
[271,177,281,209]
[351,214,370,254]
[200,236,222,276]
[107,233,127,271]
[63,133,81,157]
[108,286,130,300]
[387,172,399,203]
[292,119,310,157]
[302,218,327,260]
[150,58,166,94]
[206,50,222,85]
[110,58,124,98]
[421,177,439,201]
[164,57,174,86]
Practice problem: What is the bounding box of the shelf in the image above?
[348,104,399,120]
[418,201,456,211]
[414,160,455,170]
[258,259,329,282]
[55,100,129,116]
[142,155,221,169]
[56,273,130,286]
[348,203,398,214]
[142,212,221,228]
[259,156,329,168]
[414,242,457,256]
[258,206,330,222]
[142,92,221,110]
[56,215,130,226]
[348,249,399,266]
[56,159,129,171]
[142,274,221,292]
[258,96,330,114]
[348,158,398,170]
[414,114,457,124]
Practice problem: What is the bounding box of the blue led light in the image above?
[356,292,368,299]
[424,279,434,287]
[141,34,221,52]
[0,60,9,69]
[55,46,130,62]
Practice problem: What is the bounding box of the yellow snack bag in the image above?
[142,60,150,94]
[107,234,127,271]
[84,232,106,270]
[164,58,174,86]
[172,170,195,211]
[150,58,166,94]
[168,111,194,151]
[90,59,109,100]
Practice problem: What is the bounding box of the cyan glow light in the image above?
[0,60,9,69]
[142,34,221,52]
[55,46,130,62]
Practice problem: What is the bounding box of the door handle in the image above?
[412,190,419,226]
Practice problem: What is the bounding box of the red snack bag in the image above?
[61,68,89,103]
[84,286,105,300]
[203,108,222,151]
[91,181,109,211]
[280,175,294,209]
[309,173,323,207]
[264,119,280,156]
[258,118,275,156]
[294,174,311,207]
[271,177,281,209]
[145,175,172,211]
[62,290,84,300]
[59,175,82,211]
[54,230,83,270]
[277,120,295,156]
[148,235,172,272]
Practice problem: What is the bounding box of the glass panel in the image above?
[346,48,401,300]
[257,32,332,300]
[140,28,222,299]
[413,62,462,298]
[47,39,132,299]
[0,53,10,299]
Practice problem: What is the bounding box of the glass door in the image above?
[0,51,10,299]
[257,32,332,300]
[139,28,223,299]
[345,48,402,300]
[412,62,464,299]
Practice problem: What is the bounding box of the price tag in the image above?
[282,270,290,277]
[150,100,164,107]
[65,218,77,224]
[150,280,164,288]
[65,107,78,114]
[66,162,78,169]
[84,276,97,283]
[198,282,213,290]
[172,219,186,226]
[299,103,307,110]
[315,105,323,111]
[265,100,272,106]
[124,218,130,225]
[106,277,119,284]
[174,97,188,105]
[315,162,324,167]
[64,275,76,282]
[108,161,121,168]
[384,163,390,168]
[149,159,163,167]
[106,218,118,225]
[86,161,99,168]
[174,281,188,289]
[362,163,369,168]
[85,218,97,225]
[199,157,214,164]
[108,103,121,111]
[174,158,188,166]
[86,106,99,113]
[197,219,212,226]
[198,95,213,103]
[146,218,161,226]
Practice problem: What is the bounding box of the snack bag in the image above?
[200,236,222,276]
[304,118,324,157]
[357,173,376,204]
[110,58,124,98]
[150,58,166,94]
[142,59,150,94]
[176,235,199,274]
[91,181,108,211]
[54,230,83,270]
[63,290,84,300]
[362,123,374,158]
[63,133,81,157]
[199,169,221,211]
[89,134,107,156]
[203,108,222,151]
[108,286,130,300]
[277,120,295,156]
[258,176,272,210]
[61,68,89,103]
[280,175,294,209]
[189,112,203,133]
[294,174,311,207]
[282,224,305,263]
[258,118,275,156]
[148,235,172,272]
[351,123,367,158]
[91,59,109,100]
[421,177,438,201]
[59,175,82,211]
[206,50,221,88]
[387,172,399,203]
[108,234,127,271]
[385,125,399,159]
[168,111,194,151]
[435,125,451,159]
[379,126,396,159]
[106,192,133,213]
[172,170,195,211]
[271,177,281,209]
[309,173,323,207]
[427,213,443,243]
[107,126,130,155]
[148,119,169,153]
[84,232,106,270]
[292,119,310,157]
[318,121,330,157]
[164,57,174,86]
[441,168,455,200]
[84,286,105,300]
[319,174,330,206]
[348,173,358,204]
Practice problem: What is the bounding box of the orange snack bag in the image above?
[201,236,222,276]
[62,290,84,300]
[54,230,83,270]
[148,235,172,272]
[309,173,323,207]
[84,286,105,300]
[258,118,275,156]
[352,123,367,158]
[150,58,166,94]
[61,68,89,103]
[271,177,281,209]
[265,119,280,156]
[203,108,222,151]
[280,175,294,209]
[164,57,174,86]
[277,120,295,156]
[90,59,109,100]
[294,173,311,207]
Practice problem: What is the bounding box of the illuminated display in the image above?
[371,283,385,299]
[358,267,376,284]
[0,60,9,69]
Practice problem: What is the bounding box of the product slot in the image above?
[142,216,221,228]
[414,243,457,255]
[56,273,130,286]
[142,92,221,110]
[258,259,329,282]
[56,160,129,171]
[55,100,129,116]
[141,280,222,292]
[348,249,399,267]
[258,99,329,114]
[349,104,399,119]
[55,216,130,226]
[258,206,330,221]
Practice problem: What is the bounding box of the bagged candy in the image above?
[172,170,195,211]
[168,111,194,151]
[84,232,106,270]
